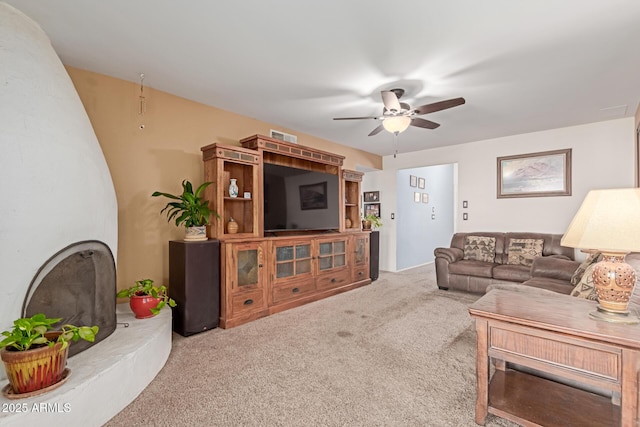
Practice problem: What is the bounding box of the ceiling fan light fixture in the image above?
[382,116,411,134]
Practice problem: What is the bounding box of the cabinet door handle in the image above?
[258,264,263,268]
[331,278,337,283]
[292,287,300,293]
[358,271,363,276]
[244,299,254,305]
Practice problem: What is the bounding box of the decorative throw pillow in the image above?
[570,252,601,286]
[570,263,598,300]
[506,238,544,266]
[463,236,496,263]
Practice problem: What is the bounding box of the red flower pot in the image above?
[129,294,162,319]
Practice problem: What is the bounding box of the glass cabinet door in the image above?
[354,236,367,266]
[275,242,312,279]
[234,243,263,289]
[318,239,347,272]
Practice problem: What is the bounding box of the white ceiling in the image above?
[6,0,640,156]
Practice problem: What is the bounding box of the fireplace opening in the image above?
[22,241,117,357]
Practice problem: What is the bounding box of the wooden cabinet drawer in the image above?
[272,280,316,304]
[231,289,265,317]
[352,266,369,282]
[316,269,350,291]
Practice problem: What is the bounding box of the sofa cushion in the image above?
[493,264,531,282]
[463,236,496,263]
[507,238,544,266]
[521,277,574,295]
[449,260,495,278]
[570,251,600,285]
[570,263,598,300]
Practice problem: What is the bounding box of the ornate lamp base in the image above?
[590,251,638,325]
[589,306,639,324]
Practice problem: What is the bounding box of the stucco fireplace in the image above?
[0,4,170,425]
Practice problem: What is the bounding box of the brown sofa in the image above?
[434,232,579,294]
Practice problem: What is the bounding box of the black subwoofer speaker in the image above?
[370,230,380,281]
[169,239,220,336]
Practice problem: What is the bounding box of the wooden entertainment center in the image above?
[201,135,371,329]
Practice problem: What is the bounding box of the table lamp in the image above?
[561,188,640,324]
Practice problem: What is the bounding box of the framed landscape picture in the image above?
[497,149,571,198]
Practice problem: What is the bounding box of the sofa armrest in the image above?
[530,256,580,282]
[434,247,464,263]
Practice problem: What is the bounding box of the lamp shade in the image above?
[561,188,640,253]
[382,116,411,134]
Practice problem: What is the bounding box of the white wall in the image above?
[396,164,455,270]
[364,118,636,271]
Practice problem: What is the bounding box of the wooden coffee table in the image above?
[469,289,640,427]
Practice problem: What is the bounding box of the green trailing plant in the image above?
[152,179,218,227]
[116,279,177,315]
[362,213,383,230]
[0,313,98,352]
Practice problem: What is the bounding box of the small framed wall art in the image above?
[363,191,379,202]
[414,192,421,203]
[410,175,417,187]
[364,203,380,217]
[422,193,429,203]
[418,178,425,189]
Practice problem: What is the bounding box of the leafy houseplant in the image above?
[116,279,176,319]
[0,313,98,395]
[152,179,219,241]
[362,213,382,230]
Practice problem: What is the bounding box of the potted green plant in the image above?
[362,213,382,230]
[0,313,98,396]
[116,279,176,319]
[152,179,219,241]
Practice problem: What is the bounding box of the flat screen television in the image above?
[263,163,340,233]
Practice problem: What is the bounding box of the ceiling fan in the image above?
[333,88,465,136]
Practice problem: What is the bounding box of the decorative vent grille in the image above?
[270,129,297,143]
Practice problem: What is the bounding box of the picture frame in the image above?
[363,191,379,202]
[364,203,380,218]
[422,193,429,203]
[299,182,327,210]
[410,175,417,187]
[418,178,425,189]
[497,148,572,198]
[414,192,421,203]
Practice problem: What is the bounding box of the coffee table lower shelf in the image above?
[489,369,621,427]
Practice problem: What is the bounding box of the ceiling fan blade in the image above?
[381,90,402,112]
[411,117,440,129]
[333,116,379,120]
[368,124,385,136]
[414,97,466,115]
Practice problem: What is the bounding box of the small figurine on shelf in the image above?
[227,217,238,234]
[229,179,239,198]
[345,218,352,228]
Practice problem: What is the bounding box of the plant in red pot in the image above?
[0,313,98,398]
[117,279,176,319]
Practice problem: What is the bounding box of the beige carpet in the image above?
[105,264,517,427]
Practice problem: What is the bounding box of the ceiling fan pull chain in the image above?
[393,132,398,158]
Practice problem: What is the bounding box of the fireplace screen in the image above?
[22,241,117,356]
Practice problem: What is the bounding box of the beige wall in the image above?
[636,103,640,187]
[66,67,382,291]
